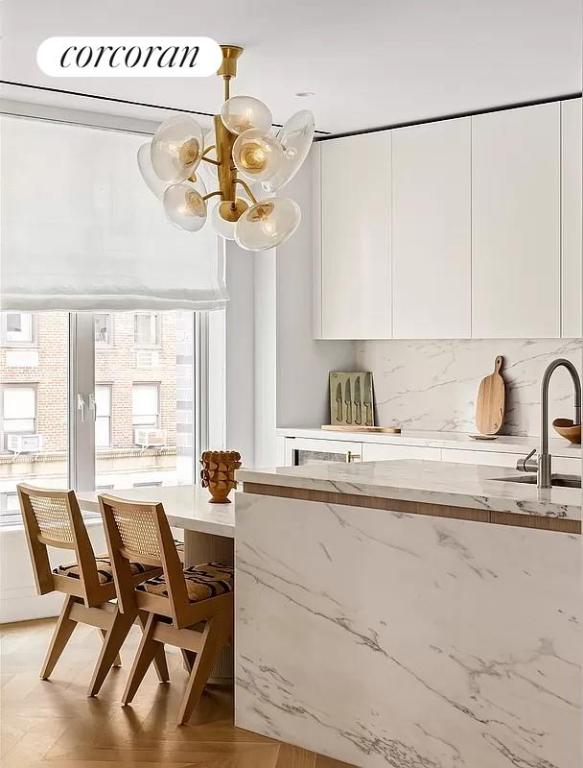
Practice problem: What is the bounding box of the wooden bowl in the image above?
[552,418,581,444]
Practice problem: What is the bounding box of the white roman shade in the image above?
[0,114,227,311]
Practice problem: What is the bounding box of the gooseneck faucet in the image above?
[518,359,581,488]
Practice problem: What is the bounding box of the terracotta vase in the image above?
[200,450,242,504]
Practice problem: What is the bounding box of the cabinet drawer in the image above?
[284,438,362,466]
[361,444,441,462]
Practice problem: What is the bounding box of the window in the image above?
[0,312,69,528]
[2,386,36,433]
[0,309,212,528]
[132,384,160,428]
[95,385,112,448]
[1,312,35,346]
[134,313,160,348]
[94,314,113,346]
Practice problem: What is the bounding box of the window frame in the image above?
[94,313,113,348]
[94,383,113,449]
[0,312,36,347]
[133,312,161,349]
[131,382,161,430]
[1,383,37,434]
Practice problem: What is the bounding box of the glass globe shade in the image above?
[232,130,284,182]
[137,143,168,199]
[235,198,301,251]
[220,96,272,135]
[151,114,204,183]
[163,181,207,232]
[211,199,249,240]
[262,110,315,193]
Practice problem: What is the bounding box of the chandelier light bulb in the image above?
[211,198,250,240]
[235,197,301,251]
[151,115,205,183]
[137,143,169,200]
[163,181,207,231]
[220,96,273,135]
[232,130,284,182]
[262,110,315,193]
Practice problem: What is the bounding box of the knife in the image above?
[335,381,343,422]
[354,376,362,425]
[363,373,373,426]
[345,378,352,424]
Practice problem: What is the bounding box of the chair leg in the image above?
[138,610,169,683]
[40,595,77,680]
[88,608,135,697]
[177,617,226,726]
[99,628,122,667]
[122,613,163,706]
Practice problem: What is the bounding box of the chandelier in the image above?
[138,45,315,251]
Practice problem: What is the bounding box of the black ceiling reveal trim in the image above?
[0,79,331,134]
[315,92,582,141]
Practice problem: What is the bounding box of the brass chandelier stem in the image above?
[206,45,246,211]
[235,178,257,206]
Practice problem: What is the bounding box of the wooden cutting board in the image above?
[475,355,505,435]
[322,425,401,434]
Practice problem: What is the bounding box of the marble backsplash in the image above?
[355,338,582,437]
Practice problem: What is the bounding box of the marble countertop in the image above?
[78,485,235,538]
[277,427,582,458]
[237,459,581,522]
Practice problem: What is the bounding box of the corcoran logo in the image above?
[37,36,222,77]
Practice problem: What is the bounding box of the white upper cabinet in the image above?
[471,103,561,338]
[392,118,471,338]
[561,99,582,338]
[320,132,391,339]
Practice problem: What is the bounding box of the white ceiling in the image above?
[2,0,581,135]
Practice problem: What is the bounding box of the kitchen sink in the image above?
[490,474,582,489]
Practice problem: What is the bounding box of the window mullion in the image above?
[69,312,96,491]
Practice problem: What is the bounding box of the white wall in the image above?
[0,521,106,623]
[224,242,256,467]
[275,152,358,429]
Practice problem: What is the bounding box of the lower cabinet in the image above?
[361,443,441,462]
[282,438,580,474]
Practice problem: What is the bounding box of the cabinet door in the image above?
[561,99,582,338]
[392,118,471,338]
[472,103,561,338]
[320,132,391,339]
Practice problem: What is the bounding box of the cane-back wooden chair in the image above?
[17,484,170,696]
[99,493,234,725]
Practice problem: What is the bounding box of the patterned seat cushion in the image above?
[54,556,159,585]
[137,562,234,603]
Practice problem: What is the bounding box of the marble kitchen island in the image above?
[234,460,582,768]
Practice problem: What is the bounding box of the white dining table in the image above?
[77,484,235,566]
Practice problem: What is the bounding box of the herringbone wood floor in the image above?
[1,618,354,768]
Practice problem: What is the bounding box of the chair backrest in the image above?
[99,494,190,623]
[17,484,102,601]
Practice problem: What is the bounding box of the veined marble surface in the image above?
[237,460,581,521]
[355,338,582,436]
[235,492,582,768]
[276,426,582,459]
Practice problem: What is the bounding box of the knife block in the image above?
[200,450,242,504]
